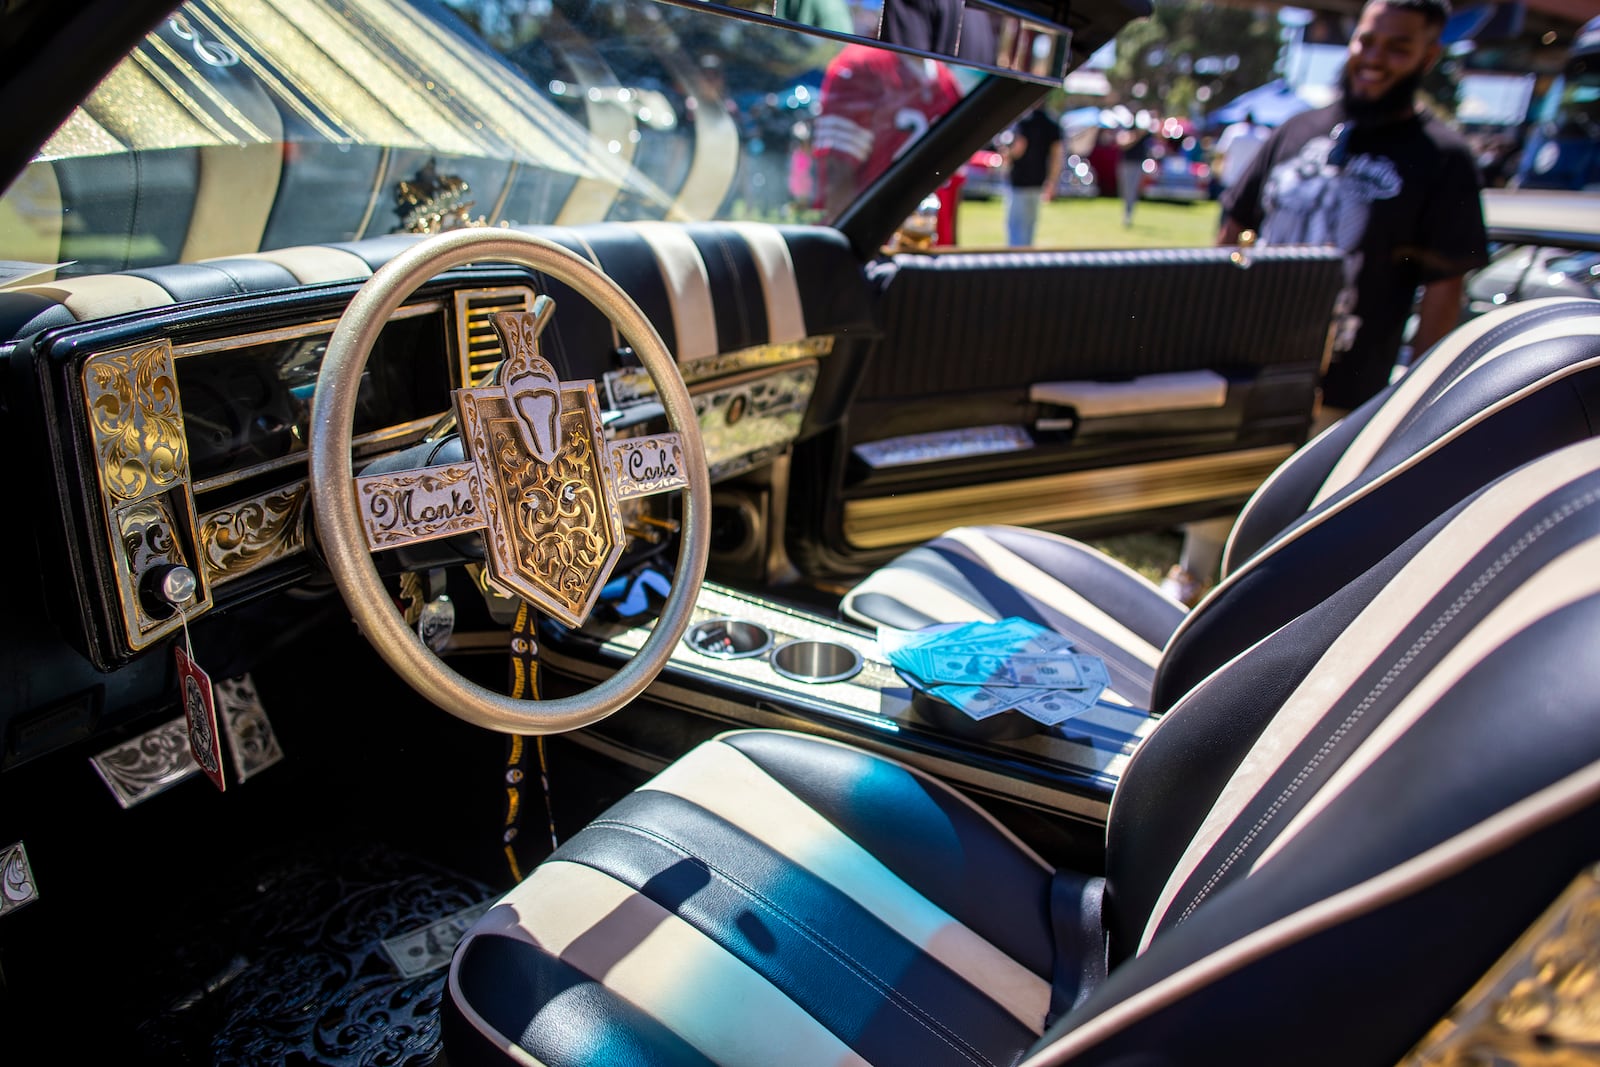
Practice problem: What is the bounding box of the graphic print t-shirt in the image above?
[1222,104,1487,408]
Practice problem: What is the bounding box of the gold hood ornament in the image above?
[349,302,689,627]
[395,159,481,235]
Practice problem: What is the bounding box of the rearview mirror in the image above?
[665,0,1088,85]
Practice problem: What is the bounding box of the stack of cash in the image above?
[881,617,1109,726]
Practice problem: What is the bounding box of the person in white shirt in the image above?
[1213,111,1269,191]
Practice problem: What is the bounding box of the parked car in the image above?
[1464,187,1600,316]
[1057,151,1102,197]
[960,143,1009,199]
[959,146,1097,201]
[1138,130,1214,202]
[2,2,1599,1065]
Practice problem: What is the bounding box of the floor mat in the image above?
[131,842,495,1065]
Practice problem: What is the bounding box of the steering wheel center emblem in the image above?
[351,299,688,627]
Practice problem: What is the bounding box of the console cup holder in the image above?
[683,618,773,659]
[769,639,863,684]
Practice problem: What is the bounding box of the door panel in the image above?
[792,244,1345,574]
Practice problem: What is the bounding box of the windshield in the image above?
[0,0,981,278]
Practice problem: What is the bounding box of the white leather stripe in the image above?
[1141,437,1600,951]
[645,740,1053,1033]
[725,222,806,344]
[494,860,870,1066]
[1312,298,1598,508]
[1255,533,1600,873]
[630,221,718,361]
[671,100,741,221]
[846,567,1002,626]
[12,274,174,320]
[1178,351,1600,652]
[182,143,283,263]
[238,245,374,284]
[1431,315,1600,406]
[944,528,1163,669]
[713,730,1057,872]
[1023,759,1600,1067]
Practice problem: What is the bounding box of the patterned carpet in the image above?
[129,842,495,1065]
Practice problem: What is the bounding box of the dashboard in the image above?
[0,222,878,766]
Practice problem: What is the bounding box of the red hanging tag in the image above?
[176,643,225,792]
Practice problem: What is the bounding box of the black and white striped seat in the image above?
[840,297,1600,712]
[446,435,1600,1066]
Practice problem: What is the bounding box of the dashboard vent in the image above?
[454,286,534,387]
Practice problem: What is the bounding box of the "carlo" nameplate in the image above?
[606,433,689,501]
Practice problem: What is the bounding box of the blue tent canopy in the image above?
[1209,79,1315,129]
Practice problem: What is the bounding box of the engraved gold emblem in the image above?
[1398,864,1600,1066]
[83,340,212,649]
[351,301,689,627]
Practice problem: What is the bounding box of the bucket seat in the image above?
[445,433,1600,1066]
[841,296,1600,713]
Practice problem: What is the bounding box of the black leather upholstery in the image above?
[448,434,1600,1066]
[0,222,876,356]
[859,246,1345,397]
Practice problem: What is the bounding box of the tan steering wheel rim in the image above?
[309,228,711,734]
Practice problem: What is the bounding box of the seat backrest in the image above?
[1149,296,1600,712]
[1028,437,1600,1066]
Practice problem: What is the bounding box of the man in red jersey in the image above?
[812,43,962,219]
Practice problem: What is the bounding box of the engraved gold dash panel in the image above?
[82,340,212,649]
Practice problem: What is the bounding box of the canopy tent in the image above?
[1207,79,1316,129]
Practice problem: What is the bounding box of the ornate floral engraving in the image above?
[604,334,833,405]
[198,482,310,584]
[83,340,208,651]
[215,674,285,783]
[119,499,178,569]
[1400,864,1600,1066]
[0,841,38,918]
[88,717,199,808]
[83,341,187,502]
[459,384,623,626]
[446,306,630,626]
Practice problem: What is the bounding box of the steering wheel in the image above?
[308,228,711,734]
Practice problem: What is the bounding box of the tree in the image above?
[1108,1,1283,122]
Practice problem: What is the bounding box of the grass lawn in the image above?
[955,194,1223,250]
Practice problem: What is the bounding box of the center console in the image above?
[540,583,1157,826]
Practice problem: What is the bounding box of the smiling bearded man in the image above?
[1217,0,1487,419]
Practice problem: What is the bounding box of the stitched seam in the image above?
[583,817,1001,1067]
[1174,485,1600,924]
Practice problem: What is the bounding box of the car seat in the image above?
[445,434,1600,1066]
[840,296,1600,712]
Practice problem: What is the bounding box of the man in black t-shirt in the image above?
[1002,107,1063,245]
[1219,0,1487,414]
